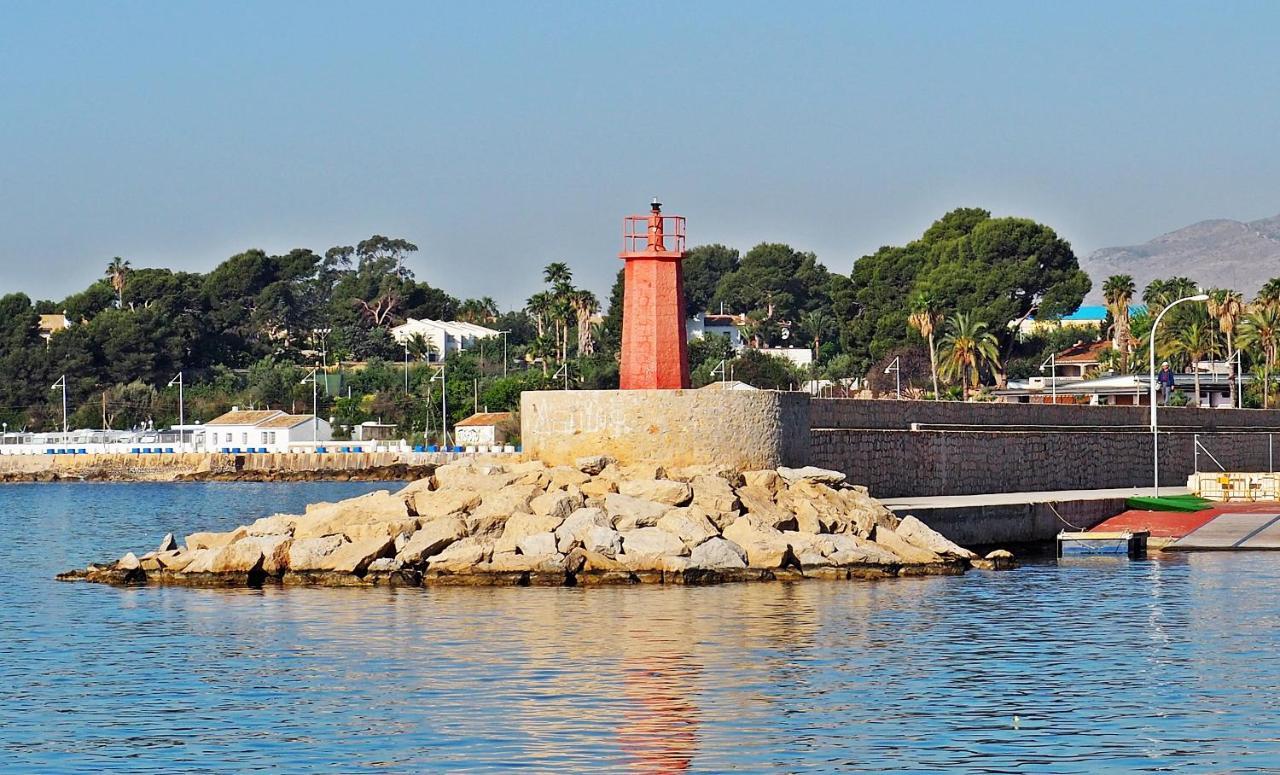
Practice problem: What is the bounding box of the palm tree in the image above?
[479,296,500,323]
[1102,274,1136,356]
[105,256,131,308]
[405,333,437,362]
[1166,317,1219,407]
[526,291,553,338]
[907,292,944,400]
[938,312,1000,401]
[543,262,572,288]
[568,289,600,357]
[1209,289,1245,404]
[1240,307,1280,408]
[1257,279,1280,313]
[799,310,833,361]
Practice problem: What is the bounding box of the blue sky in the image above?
[2,1,1278,308]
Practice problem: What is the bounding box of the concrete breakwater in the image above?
[58,458,1013,588]
[0,451,442,483]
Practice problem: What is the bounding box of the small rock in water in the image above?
[157,533,177,553]
[117,552,141,571]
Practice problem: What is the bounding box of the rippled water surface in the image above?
[4,483,1280,772]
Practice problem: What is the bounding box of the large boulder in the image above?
[555,507,611,552]
[605,493,669,530]
[620,527,689,559]
[777,466,847,486]
[157,533,178,552]
[285,535,346,570]
[432,462,520,493]
[294,490,413,539]
[411,489,482,520]
[741,469,783,493]
[574,455,614,475]
[827,534,901,566]
[617,479,692,507]
[427,537,493,572]
[688,537,748,570]
[894,515,977,559]
[579,478,618,500]
[488,551,565,573]
[689,475,740,513]
[871,526,944,565]
[530,489,582,521]
[722,515,794,569]
[397,517,468,564]
[516,531,558,557]
[308,535,396,574]
[548,466,592,490]
[245,514,298,537]
[341,518,421,543]
[582,524,623,557]
[185,528,246,551]
[736,485,797,531]
[494,513,565,554]
[656,507,719,547]
[465,484,543,537]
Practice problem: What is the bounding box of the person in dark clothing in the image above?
[1158,362,1176,404]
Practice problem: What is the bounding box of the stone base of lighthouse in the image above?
[619,257,690,390]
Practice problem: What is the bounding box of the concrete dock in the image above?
[883,487,1188,546]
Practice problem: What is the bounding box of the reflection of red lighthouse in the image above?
[619,199,690,389]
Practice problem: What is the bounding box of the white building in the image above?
[686,313,746,350]
[454,412,515,447]
[390,318,500,360]
[756,347,814,368]
[198,409,332,452]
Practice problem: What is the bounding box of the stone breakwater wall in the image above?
[0,452,439,482]
[521,389,811,470]
[58,457,1014,589]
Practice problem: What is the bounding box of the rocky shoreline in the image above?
[58,457,1015,588]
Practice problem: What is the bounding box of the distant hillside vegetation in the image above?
[1083,212,1280,299]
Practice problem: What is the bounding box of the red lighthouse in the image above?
[619,199,690,389]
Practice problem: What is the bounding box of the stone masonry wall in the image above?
[521,389,811,470]
[811,428,1276,498]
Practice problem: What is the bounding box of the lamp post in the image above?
[431,364,447,449]
[403,344,410,393]
[884,356,901,399]
[167,372,184,429]
[498,330,510,379]
[50,375,67,435]
[301,367,319,446]
[1149,293,1210,495]
[1040,352,1057,404]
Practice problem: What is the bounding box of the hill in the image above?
[1082,213,1280,300]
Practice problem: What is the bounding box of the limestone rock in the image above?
[466,484,543,537]
[313,535,396,574]
[411,489,482,519]
[433,462,520,493]
[574,455,614,475]
[582,524,623,557]
[667,464,741,484]
[871,526,943,565]
[736,485,797,531]
[494,513,565,554]
[617,463,666,481]
[285,535,346,571]
[827,534,901,565]
[689,537,747,570]
[781,531,837,558]
[239,534,292,575]
[341,518,420,543]
[617,479,692,507]
[157,533,178,552]
[972,548,1017,571]
[117,552,141,571]
[530,489,582,520]
[185,528,246,551]
[620,527,689,559]
[245,514,298,537]
[722,516,793,569]
[488,551,565,573]
[741,469,783,493]
[605,493,669,530]
[777,466,847,486]
[548,466,592,490]
[579,478,618,500]
[204,540,268,576]
[555,507,611,552]
[427,536,493,572]
[656,507,719,547]
[690,475,740,513]
[366,557,402,574]
[895,515,977,559]
[155,548,197,572]
[397,517,467,564]
[295,490,412,539]
[565,547,626,573]
[706,509,740,532]
[516,531,558,557]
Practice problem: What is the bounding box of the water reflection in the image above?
[7,484,1280,772]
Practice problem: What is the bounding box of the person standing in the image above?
[1158,361,1176,404]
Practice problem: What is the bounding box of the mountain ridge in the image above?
[1082,212,1280,300]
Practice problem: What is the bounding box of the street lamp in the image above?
[1040,352,1057,404]
[301,367,319,446]
[167,372,184,430]
[497,330,510,379]
[50,375,67,435]
[1149,293,1210,495]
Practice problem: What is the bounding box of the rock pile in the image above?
[58,458,1013,588]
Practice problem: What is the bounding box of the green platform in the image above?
[1126,494,1212,513]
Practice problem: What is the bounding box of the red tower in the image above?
[619,198,690,389]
